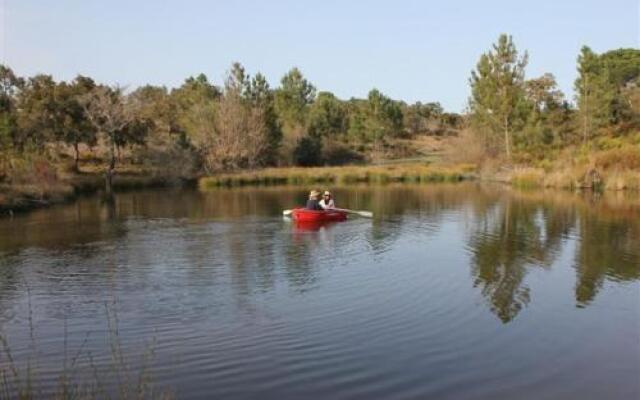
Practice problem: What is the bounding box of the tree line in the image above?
[469,34,640,161]
[0,62,458,185]
[1,33,638,188]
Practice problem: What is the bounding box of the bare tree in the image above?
[203,91,269,172]
[80,86,137,192]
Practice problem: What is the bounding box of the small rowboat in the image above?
[291,208,348,222]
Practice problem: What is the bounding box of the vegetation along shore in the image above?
[1,34,639,215]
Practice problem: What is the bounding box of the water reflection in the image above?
[0,185,640,322]
[0,185,638,322]
[0,184,638,398]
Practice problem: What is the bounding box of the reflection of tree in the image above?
[0,255,23,322]
[574,211,640,306]
[468,198,573,323]
[0,196,127,254]
[227,221,278,296]
[1,183,639,326]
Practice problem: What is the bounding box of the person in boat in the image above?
[305,189,324,211]
[319,190,335,209]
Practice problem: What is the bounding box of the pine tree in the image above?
[274,68,316,128]
[574,46,615,143]
[469,34,528,159]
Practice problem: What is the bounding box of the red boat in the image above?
[291,208,348,222]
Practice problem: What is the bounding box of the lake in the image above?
[0,183,638,399]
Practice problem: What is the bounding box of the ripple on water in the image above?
[0,186,638,399]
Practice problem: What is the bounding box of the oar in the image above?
[333,208,373,218]
[282,208,373,218]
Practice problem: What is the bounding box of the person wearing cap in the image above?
[305,189,324,211]
[319,190,335,209]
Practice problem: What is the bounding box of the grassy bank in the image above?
[0,170,190,215]
[199,163,478,189]
[498,146,640,191]
[505,167,640,191]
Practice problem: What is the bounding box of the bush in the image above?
[321,140,364,166]
[594,146,640,170]
[445,129,487,165]
[293,136,323,166]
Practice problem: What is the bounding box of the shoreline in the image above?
[2,162,638,217]
[0,172,194,217]
[198,163,477,188]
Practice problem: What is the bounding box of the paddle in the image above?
[334,208,373,218]
[282,208,373,218]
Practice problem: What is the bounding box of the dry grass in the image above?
[594,146,640,170]
[443,129,488,165]
[509,168,546,189]
[603,170,640,191]
[198,163,478,189]
[506,162,640,191]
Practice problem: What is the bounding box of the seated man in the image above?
[305,190,323,210]
[319,190,335,209]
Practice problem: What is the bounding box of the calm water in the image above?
[0,183,639,399]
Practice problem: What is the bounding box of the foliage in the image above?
[403,102,444,135]
[80,85,151,191]
[15,74,60,150]
[1,39,639,196]
[274,67,316,128]
[574,47,640,141]
[0,65,24,153]
[574,46,617,142]
[198,63,282,172]
[364,89,404,141]
[307,92,347,139]
[321,139,364,165]
[293,135,323,166]
[469,34,528,159]
[246,72,282,165]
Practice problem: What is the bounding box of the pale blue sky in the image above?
[2,0,639,111]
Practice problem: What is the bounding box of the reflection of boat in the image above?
[293,220,338,232]
[291,208,348,222]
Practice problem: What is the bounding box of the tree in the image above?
[365,89,404,142]
[274,67,316,128]
[15,74,59,151]
[202,64,278,171]
[56,76,98,171]
[346,99,368,141]
[470,34,528,159]
[307,91,347,138]
[293,135,322,166]
[0,65,23,152]
[171,73,220,150]
[521,73,570,148]
[80,86,145,191]
[246,72,282,165]
[599,48,640,87]
[130,85,174,136]
[599,48,640,128]
[574,46,615,143]
[404,102,443,135]
[525,74,563,116]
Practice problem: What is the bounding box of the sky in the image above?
[1,0,639,112]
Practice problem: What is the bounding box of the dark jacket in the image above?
[305,199,323,211]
